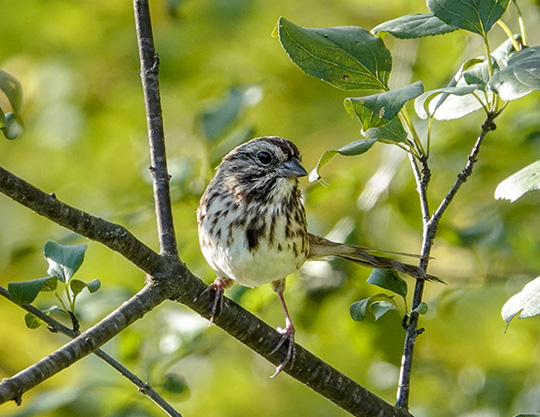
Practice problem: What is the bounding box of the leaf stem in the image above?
[496,20,521,51]
[513,0,529,47]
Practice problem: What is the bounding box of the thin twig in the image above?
[0,286,182,417]
[133,0,178,257]
[396,112,497,409]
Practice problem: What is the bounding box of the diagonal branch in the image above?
[396,111,498,408]
[0,166,412,417]
[133,0,178,257]
[0,286,183,417]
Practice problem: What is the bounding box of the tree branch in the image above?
[396,112,498,408]
[0,286,183,417]
[0,166,412,417]
[133,0,178,257]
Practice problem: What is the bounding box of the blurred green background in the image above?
[2,0,540,416]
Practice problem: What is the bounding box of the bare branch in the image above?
[133,0,178,257]
[396,112,498,408]
[0,286,183,417]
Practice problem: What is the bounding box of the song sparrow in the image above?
[197,136,440,376]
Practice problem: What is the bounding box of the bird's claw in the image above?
[203,278,227,325]
[270,325,296,378]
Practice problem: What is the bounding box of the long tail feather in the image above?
[307,233,444,284]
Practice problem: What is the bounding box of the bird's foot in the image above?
[270,320,296,378]
[202,277,229,324]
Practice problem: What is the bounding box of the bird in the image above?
[197,136,441,377]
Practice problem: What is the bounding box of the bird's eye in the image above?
[257,151,272,164]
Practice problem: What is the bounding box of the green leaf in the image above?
[489,46,540,101]
[162,374,189,395]
[502,276,540,325]
[308,139,377,182]
[367,269,407,297]
[363,116,408,143]
[413,302,429,315]
[199,86,261,143]
[344,81,424,130]
[350,298,370,321]
[24,313,42,329]
[44,241,87,283]
[8,276,58,305]
[495,159,540,202]
[70,278,101,296]
[1,112,23,140]
[414,86,478,120]
[350,293,401,321]
[372,13,458,39]
[370,300,400,320]
[0,69,23,114]
[276,17,392,91]
[427,0,510,36]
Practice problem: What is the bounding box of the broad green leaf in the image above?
[414,86,478,120]
[70,278,101,296]
[502,276,540,325]
[344,81,424,130]
[44,241,87,283]
[370,300,400,320]
[8,276,58,305]
[309,139,376,182]
[276,17,392,91]
[514,414,540,417]
[0,69,23,114]
[25,313,42,329]
[427,0,510,36]
[372,13,458,39]
[362,116,408,143]
[367,269,407,297]
[489,46,540,101]
[350,293,400,321]
[199,86,261,143]
[495,160,540,202]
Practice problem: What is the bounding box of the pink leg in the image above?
[270,280,296,378]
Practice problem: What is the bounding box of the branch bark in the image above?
[134,0,178,257]
[396,112,498,408]
[0,286,183,417]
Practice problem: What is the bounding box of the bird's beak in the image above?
[278,157,308,178]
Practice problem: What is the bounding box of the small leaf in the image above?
[162,374,189,395]
[502,276,540,325]
[199,86,261,143]
[413,302,429,315]
[70,278,101,296]
[308,138,377,182]
[344,81,424,130]
[363,117,408,143]
[428,0,510,36]
[276,17,392,91]
[489,46,540,101]
[44,241,87,283]
[414,86,478,120]
[370,300,400,320]
[495,160,540,202]
[350,298,370,321]
[1,112,23,140]
[24,313,42,329]
[367,269,407,297]
[372,13,458,39]
[0,69,23,114]
[8,276,58,305]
